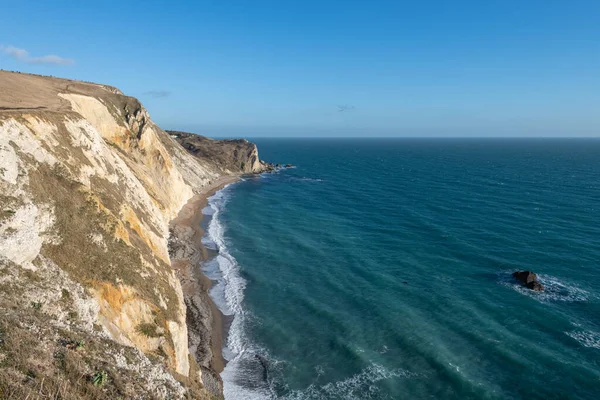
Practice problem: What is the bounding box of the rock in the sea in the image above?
[255,354,269,382]
[285,163,293,168]
[512,271,544,291]
[528,281,544,291]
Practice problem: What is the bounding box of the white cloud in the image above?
[0,45,74,65]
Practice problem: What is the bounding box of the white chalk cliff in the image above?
[0,71,268,399]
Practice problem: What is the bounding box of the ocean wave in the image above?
[207,275,232,316]
[201,204,216,216]
[201,236,218,251]
[204,185,273,399]
[282,363,415,400]
[205,187,247,333]
[294,177,324,182]
[204,185,414,400]
[222,348,278,400]
[565,330,600,349]
[499,272,590,302]
[264,175,323,183]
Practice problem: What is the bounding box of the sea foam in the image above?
[282,363,415,400]
[202,183,413,400]
[566,330,600,349]
[499,272,591,302]
[203,184,273,398]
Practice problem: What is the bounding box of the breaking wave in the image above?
[203,184,414,399]
[282,364,415,400]
[566,330,600,349]
[203,184,274,399]
[499,272,591,302]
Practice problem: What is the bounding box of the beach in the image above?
[169,175,240,388]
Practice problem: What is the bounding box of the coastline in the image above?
[169,175,241,394]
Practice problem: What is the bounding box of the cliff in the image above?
[168,131,274,174]
[0,71,268,399]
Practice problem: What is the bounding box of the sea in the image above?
[199,139,600,400]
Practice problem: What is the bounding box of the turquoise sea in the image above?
[200,139,600,400]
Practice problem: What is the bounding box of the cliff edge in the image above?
[0,71,267,399]
[168,131,273,174]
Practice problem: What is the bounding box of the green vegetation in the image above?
[136,322,162,338]
[0,77,223,399]
[91,370,108,387]
[0,307,201,399]
[26,161,180,323]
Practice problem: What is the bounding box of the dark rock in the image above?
[285,164,293,168]
[255,354,269,381]
[513,271,537,284]
[528,281,544,292]
[512,271,544,291]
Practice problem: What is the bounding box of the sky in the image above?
[0,0,599,137]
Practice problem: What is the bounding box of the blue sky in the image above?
[1,0,599,137]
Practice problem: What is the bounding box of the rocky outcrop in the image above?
[168,130,274,174]
[0,71,265,398]
[513,271,544,291]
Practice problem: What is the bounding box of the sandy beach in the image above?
[170,175,240,377]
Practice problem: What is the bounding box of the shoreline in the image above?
[169,175,241,389]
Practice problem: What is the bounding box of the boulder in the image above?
[528,281,544,292]
[512,271,544,291]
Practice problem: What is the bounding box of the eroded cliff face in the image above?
[0,71,261,399]
[168,131,273,174]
